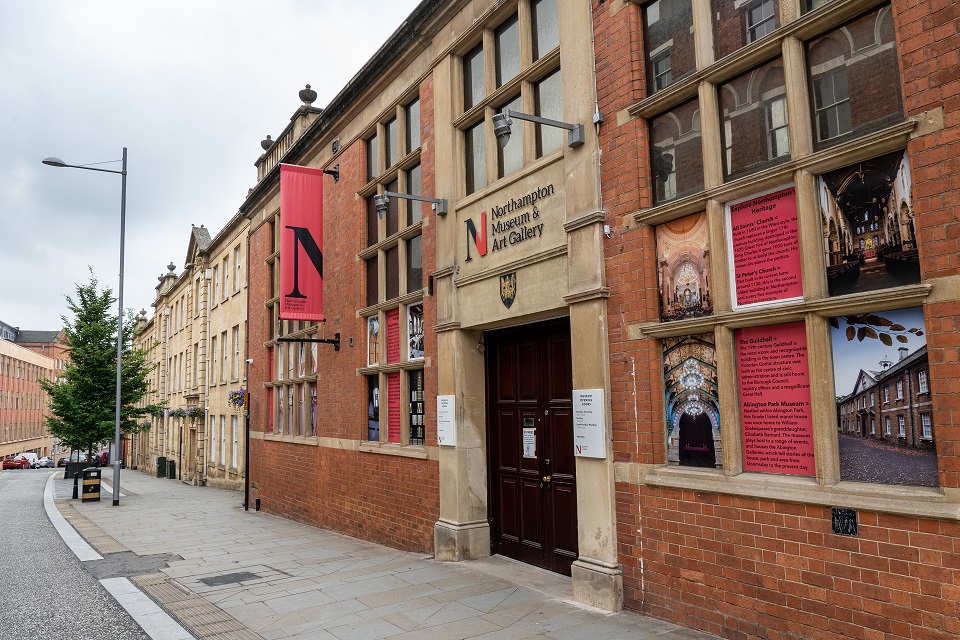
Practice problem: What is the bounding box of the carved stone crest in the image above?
[500,272,517,308]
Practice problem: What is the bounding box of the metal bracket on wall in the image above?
[276,332,340,351]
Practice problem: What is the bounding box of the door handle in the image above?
[539,475,552,489]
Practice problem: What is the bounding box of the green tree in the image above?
[40,271,162,458]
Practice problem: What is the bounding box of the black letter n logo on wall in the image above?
[464,211,487,262]
[284,226,323,298]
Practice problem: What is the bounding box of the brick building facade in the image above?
[129,0,959,636]
[0,337,55,460]
[598,0,960,638]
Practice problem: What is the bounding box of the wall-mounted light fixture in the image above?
[322,164,339,183]
[492,109,585,149]
[373,191,448,218]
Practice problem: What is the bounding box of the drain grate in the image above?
[199,571,260,587]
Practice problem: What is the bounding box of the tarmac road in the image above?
[0,467,150,640]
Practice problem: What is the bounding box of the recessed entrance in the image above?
[486,318,578,575]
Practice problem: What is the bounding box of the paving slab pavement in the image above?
[53,471,720,640]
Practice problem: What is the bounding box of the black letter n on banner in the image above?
[285,226,323,298]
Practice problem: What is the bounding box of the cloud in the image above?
[0,0,421,329]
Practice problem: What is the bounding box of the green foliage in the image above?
[39,271,163,452]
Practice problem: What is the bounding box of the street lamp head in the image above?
[42,156,67,167]
[492,112,513,148]
[373,194,389,218]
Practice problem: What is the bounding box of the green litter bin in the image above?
[156,456,167,478]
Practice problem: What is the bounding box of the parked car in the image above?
[2,457,30,470]
[36,457,55,468]
[57,457,68,468]
[15,452,39,468]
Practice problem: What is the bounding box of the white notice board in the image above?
[437,395,456,446]
[573,389,606,458]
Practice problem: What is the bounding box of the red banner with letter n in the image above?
[280,164,325,321]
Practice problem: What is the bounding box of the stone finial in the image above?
[260,135,273,151]
[299,84,317,106]
[167,262,176,274]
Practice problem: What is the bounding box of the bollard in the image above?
[73,472,79,500]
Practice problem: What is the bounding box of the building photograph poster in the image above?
[655,212,713,322]
[726,185,803,308]
[830,306,936,487]
[736,322,814,476]
[820,150,919,296]
[662,334,720,468]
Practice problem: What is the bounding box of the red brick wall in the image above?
[597,0,960,637]
[621,487,960,640]
[246,79,440,553]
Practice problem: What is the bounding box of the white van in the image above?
[15,452,38,468]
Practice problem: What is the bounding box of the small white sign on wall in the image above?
[573,389,606,458]
[437,395,456,446]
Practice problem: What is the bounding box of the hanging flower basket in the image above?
[228,388,246,414]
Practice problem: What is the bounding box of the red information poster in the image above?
[736,321,814,476]
[385,308,400,364]
[387,372,401,443]
[727,185,803,307]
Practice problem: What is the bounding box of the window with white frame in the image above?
[766,95,790,160]
[231,415,238,468]
[811,67,851,142]
[220,331,228,383]
[234,245,241,293]
[883,386,889,403]
[220,415,226,465]
[232,326,240,380]
[211,418,217,464]
[898,415,906,437]
[222,256,229,301]
[921,414,932,439]
[746,0,776,43]
[896,380,903,400]
[918,369,928,394]
[885,416,891,436]
[209,337,217,384]
[212,266,219,304]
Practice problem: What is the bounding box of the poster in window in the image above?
[387,372,401,443]
[298,343,306,378]
[655,212,713,322]
[662,334,720,468]
[736,322,814,476]
[367,317,379,367]
[830,306,936,487]
[819,150,919,297]
[386,308,401,364]
[408,303,424,360]
[726,185,803,308]
[409,369,424,445]
[367,376,379,442]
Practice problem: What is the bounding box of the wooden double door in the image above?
[486,319,578,575]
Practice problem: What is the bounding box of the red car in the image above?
[2,457,30,470]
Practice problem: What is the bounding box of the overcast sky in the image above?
[0,0,420,331]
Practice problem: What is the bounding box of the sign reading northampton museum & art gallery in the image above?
[726,185,802,308]
[464,184,555,262]
[736,322,814,476]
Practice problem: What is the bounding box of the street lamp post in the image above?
[43,148,127,507]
